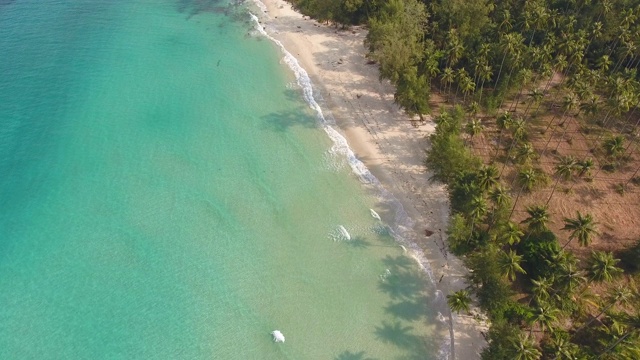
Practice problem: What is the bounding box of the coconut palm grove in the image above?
[289,0,640,358]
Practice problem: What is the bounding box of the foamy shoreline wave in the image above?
[248,2,453,359]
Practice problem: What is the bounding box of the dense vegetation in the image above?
[286,0,640,358]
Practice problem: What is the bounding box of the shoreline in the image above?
[252,1,488,359]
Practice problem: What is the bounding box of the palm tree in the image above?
[490,185,512,207]
[467,101,480,117]
[529,304,560,336]
[561,211,598,248]
[557,260,587,297]
[466,195,487,243]
[549,333,582,360]
[521,205,550,233]
[597,54,612,73]
[447,289,472,314]
[494,111,513,157]
[440,67,455,99]
[500,221,524,246]
[511,118,528,143]
[465,119,484,140]
[511,332,542,360]
[525,88,544,113]
[446,29,464,69]
[498,249,527,281]
[580,95,600,119]
[555,156,578,181]
[477,63,493,104]
[457,68,475,102]
[588,251,623,282]
[469,195,488,222]
[476,165,499,192]
[603,136,625,158]
[516,167,541,192]
[499,9,513,31]
[599,309,640,358]
[531,277,554,305]
[576,157,595,178]
[577,285,635,336]
[516,143,536,164]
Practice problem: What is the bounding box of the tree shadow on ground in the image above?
[375,254,442,359]
[343,236,371,249]
[381,255,414,271]
[384,295,429,322]
[374,321,429,360]
[574,185,607,206]
[260,108,318,132]
[176,0,249,21]
[334,350,378,360]
[378,269,425,300]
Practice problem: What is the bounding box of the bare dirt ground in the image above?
[467,77,640,259]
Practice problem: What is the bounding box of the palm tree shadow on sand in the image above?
[374,321,430,360]
[260,108,318,132]
[334,350,378,360]
[375,255,442,359]
[342,236,371,249]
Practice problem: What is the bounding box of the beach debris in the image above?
[369,209,381,221]
[271,330,285,343]
[338,225,351,240]
[400,245,407,253]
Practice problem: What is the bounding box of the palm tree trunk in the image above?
[624,165,640,187]
[597,331,633,358]
[546,176,561,207]
[494,52,508,89]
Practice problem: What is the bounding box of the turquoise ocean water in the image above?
[0,0,445,358]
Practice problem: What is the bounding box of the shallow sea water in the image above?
[0,0,444,358]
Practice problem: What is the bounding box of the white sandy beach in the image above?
[253,1,488,359]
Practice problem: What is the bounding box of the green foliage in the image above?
[603,135,625,158]
[366,0,430,116]
[577,157,595,178]
[555,155,578,181]
[465,247,518,322]
[518,230,561,281]
[448,171,482,214]
[498,249,527,281]
[588,251,623,282]
[481,322,520,360]
[394,65,431,116]
[515,167,548,192]
[521,205,551,233]
[510,332,542,360]
[498,221,524,246]
[288,0,374,24]
[561,211,599,248]
[447,289,472,314]
[426,111,481,183]
[446,213,473,255]
[465,118,484,138]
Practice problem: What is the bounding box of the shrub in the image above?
[518,230,561,280]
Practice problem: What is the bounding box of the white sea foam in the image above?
[338,225,351,240]
[253,0,268,14]
[249,6,452,359]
